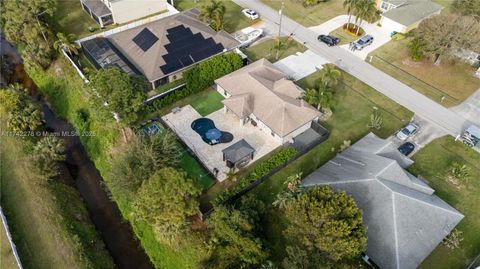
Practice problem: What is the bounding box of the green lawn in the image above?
[190,89,224,116]
[0,223,18,269]
[180,151,215,190]
[262,0,346,27]
[368,39,480,107]
[175,0,256,33]
[408,137,480,269]
[329,26,365,45]
[242,37,306,63]
[47,0,101,38]
[250,69,414,262]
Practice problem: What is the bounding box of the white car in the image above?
[396,123,419,141]
[242,9,259,20]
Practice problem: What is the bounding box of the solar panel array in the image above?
[133,28,159,52]
[160,25,225,74]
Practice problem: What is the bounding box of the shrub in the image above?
[408,37,426,61]
[146,53,243,113]
[214,147,298,204]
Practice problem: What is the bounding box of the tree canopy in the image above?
[199,0,226,31]
[1,0,56,68]
[32,136,66,180]
[206,205,269,268]
[0,84,43,132]
[133,167,200,245]
[282,186,366,265]
[414,13,480,63]
[109,132,181,197]
[90,68,148,125]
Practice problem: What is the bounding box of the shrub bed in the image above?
[214,147,298,204]
[342,23,365,36]
[145,53,243,113]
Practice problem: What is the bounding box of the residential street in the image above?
[233,0,474,137]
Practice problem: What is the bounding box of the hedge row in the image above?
[215,147,298,204]
[144,53,243,113]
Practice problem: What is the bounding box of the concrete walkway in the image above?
[273,50,329,80]
[234,0,474,137]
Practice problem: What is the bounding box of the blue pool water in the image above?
[191,118,233,145]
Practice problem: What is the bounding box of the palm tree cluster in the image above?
[303,65,341,113]
[32,136,66,181]
[199,0,226,31]
[343,0,378,35]
[53,32,80,56]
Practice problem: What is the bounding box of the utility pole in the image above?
[276,0,285,60]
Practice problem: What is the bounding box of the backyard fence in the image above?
[370,55,459,106]
[1,207,24,269]
[202,123,330,218]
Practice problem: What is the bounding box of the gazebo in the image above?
[222,139,255,169]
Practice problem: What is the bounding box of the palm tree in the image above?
[320,65,341,87]
[7,103,43,132]
[54,32,80,56]
[318,90,333,112]
[343,0,360,29]
[284,173,303,191]
[354,0,377,36]
[303,88,322,110]
[199,0,226,31]
[33,136,66,180]
[273,40,286,60]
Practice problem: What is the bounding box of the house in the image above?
[215,59,321,144]
[80,0,168,27]
[376,0,443,33]
[81,9,239,88]
[302,133,464,269]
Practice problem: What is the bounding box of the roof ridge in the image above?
[393,188,464,217]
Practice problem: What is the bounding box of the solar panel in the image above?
[159,25,227,74]
[133,28,159,52]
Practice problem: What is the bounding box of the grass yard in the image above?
[262,0,346,27]
[190,89,225,116]
[180,151,215,190]
[47,0,101,38]
[407,137,480,269]
[0,222,18,269]
[329,26,365,45]
[368,39,480,107]
[242,37,306,63]
[250,69,413,262]
[175,0,256,33]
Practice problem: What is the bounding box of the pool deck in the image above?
[162,105,280,181]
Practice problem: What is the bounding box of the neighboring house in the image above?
[302,133,464,269]
[81,9,239,88]
[80,0,168,27]
[215,59,321,144]
[376,0,443,33]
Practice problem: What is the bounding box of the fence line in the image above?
[76,4,179,44]
[1,207,24,269]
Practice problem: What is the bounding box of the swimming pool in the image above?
[191,118,233,145]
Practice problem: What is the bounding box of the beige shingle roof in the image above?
[107,9,239,82]
[215,59,320,137]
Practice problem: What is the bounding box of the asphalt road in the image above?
[234,0,475,136]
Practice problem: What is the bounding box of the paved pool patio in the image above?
[162,105,281,181]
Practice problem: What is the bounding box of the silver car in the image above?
[353,35,374,50]
[396,123,419,141]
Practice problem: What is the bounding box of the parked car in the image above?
[353,35,374,50]
[398,142,415,156]
[318,35,340,46]
[242,9,259,20]
[396,123,419,141]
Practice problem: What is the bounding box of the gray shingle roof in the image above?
[301,133,463,269]
[222,139,255,163]
[381,0,443,26]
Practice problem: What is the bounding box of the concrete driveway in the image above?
[273,50,329,80]
[308,15,394,60]
[451,89,480,127]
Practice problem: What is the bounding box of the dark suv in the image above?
[318,35,340,46]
